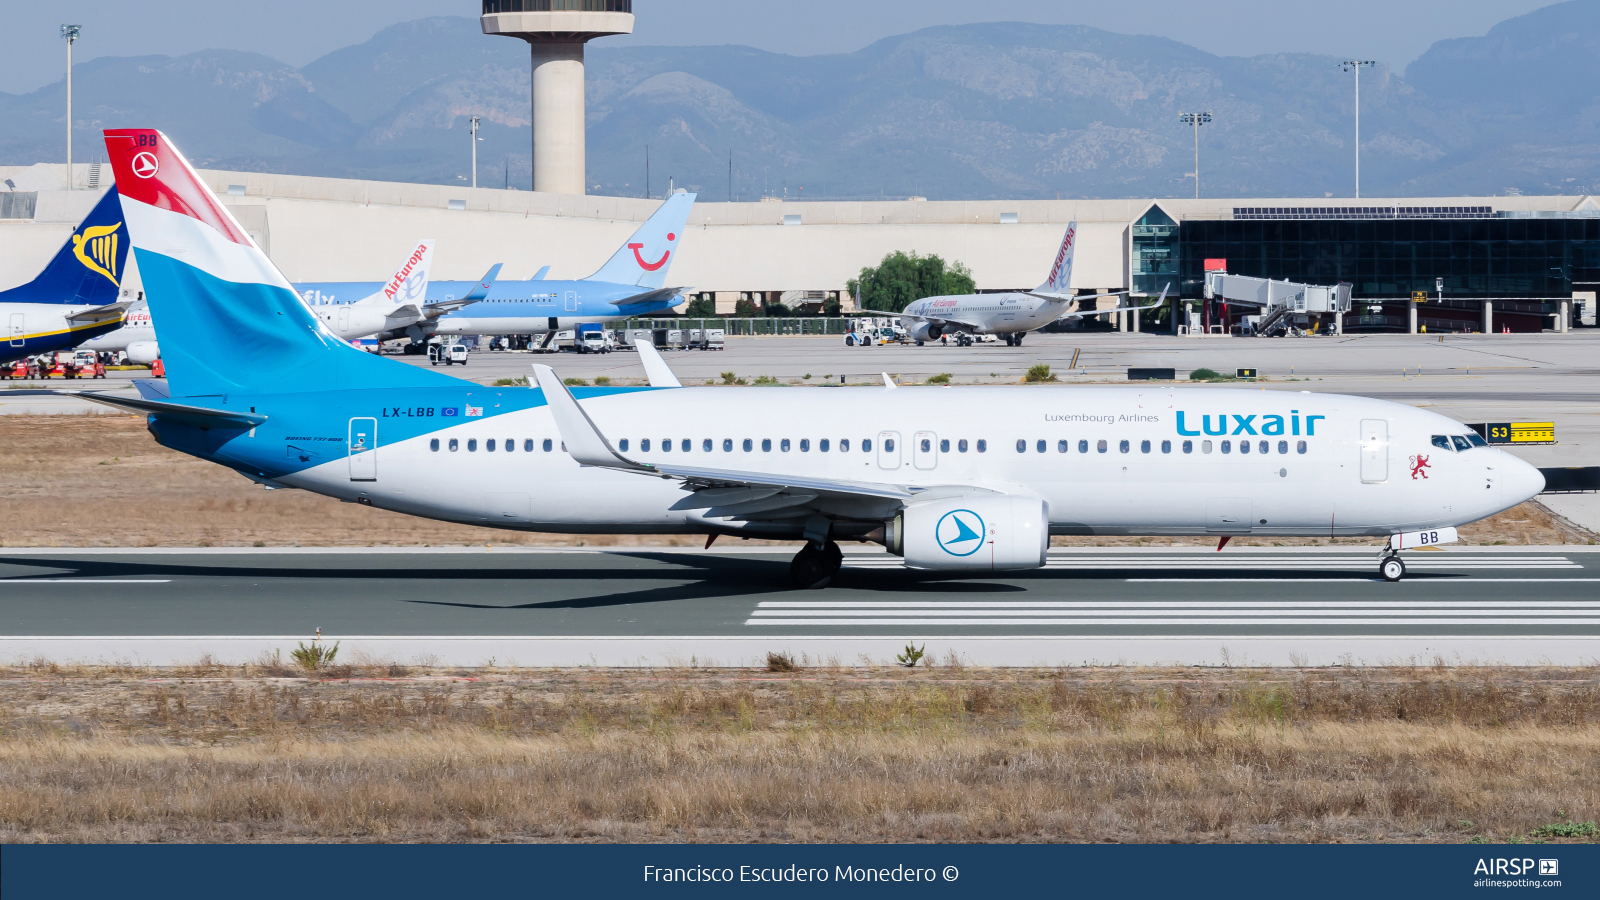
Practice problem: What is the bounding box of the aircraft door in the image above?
[9,313,23,346]
[337,306,351,334]
[348,417,377,481]
[913,431,938,470]
[565,291,577,312]
[877,431,901,470]
[1360,419,1389,483]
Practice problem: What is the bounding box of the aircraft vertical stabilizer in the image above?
[585,191,696,288]
[1033,221,1078,294]
[0,186,128,306]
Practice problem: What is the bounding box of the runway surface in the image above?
[3,546,1597,666]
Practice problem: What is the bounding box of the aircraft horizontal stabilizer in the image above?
[64,301,133,325]
[609,286,686,307]
[7,390,266,429]
[1047,284,1169,320]
[422,263,502,319]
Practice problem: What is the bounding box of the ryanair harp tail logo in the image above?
[72,222,122,287]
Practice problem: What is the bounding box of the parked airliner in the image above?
[289,191,696,347]
[47,129,1545,590]
[1,186,131,365]
[899,221,1163,346]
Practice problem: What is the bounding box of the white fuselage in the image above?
[901,292,1070,336]
[80,304,155,352]
[262,386,1544,538]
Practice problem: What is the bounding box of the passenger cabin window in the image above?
[841,439,850,452]
[1297,440,1307,454]
[543,439,553,452]
[619,439,629,452]
[938,439,948,453]
[884,438,895,452]
[1141,440,1151,453]
[640,439,650,452]
[681,439,690,452]
[703,439,713,452]
[1278,441,1288,454]
[958,439,968,453]
[724,439,733,452]
[487,439,496,452]
[662,439,672,452]
[1097,440,1107,453]
[468,439,478,452]
[800,439,811,452]
[920,438,931,453]
[430,438,440,452]
[1120,440,1130,453]
[763,439,772,452]
[450,439,459,452]
[821,439,831,452]
[863,439,872,452]
[976,440,986,453]
[524,439,533,452]
[1258,440,1268,454]
[1016,440,1026,453]
[1161,440,1172,453]
[1036,440,1046,453]
[505,438,514,452]
[743,439,753,451]
[1202,440,1213,453]
[1432,435,1452,451]
[781,439,791,452]
[1058,440,1069,453]
[1221,440,1231,454]
[1239,440,1249,454]
[1183,440,1193,454]
[1451,435,1472,452]
[1079,440,1088,453]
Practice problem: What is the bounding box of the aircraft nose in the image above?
[1503,452,1546,503]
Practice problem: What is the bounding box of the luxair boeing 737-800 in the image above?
[899,221,1164,346]
[289,191,695,346]
[37,129,1545,589]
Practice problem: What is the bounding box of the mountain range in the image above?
[2,2,1599,200]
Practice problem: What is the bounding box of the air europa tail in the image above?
[585,191,696,288]
[0,186,128,306]
[1033,221,1077,294]
[356,239,435,307]
[103,128,455,398]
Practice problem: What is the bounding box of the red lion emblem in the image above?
[1409,454,1430,479]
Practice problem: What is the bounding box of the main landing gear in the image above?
[1380,552,1407,582]
[790,541,843,589]
[1004,333,1025,346]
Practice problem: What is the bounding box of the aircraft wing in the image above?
[897,310,986,332]
[64,301,133,326]
[531,364,917,507]
[609,286,687,307]
[421,263,502,319]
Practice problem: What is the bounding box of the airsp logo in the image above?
[935,509,985,557]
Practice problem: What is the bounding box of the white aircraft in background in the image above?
[899,221,1165,346]
[83,239,499,360]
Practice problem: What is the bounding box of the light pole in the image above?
[1178,111,1211,199]
[469,116,481,189]
[61,24,80,190]
[1340,60,1376,198]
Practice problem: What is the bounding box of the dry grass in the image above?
[1,663,1597,843]
[0,416,1589,549]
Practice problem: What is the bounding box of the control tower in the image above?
[481,1,634,196]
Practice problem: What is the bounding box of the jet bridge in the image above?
[1204,271,1352,336]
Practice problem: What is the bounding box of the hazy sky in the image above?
[3,0,1558,95]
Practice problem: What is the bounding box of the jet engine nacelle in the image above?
[905,321,942,342]
[887,494,1049,571]
[126,341,161,365]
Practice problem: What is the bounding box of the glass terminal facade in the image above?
[1162,205,1600,333]
[1131,206,1178,295]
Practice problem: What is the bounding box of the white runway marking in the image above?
[1129,577,1600,583]
[844,555,1582,570]
[0,579,171,584]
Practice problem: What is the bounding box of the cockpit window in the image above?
[1431,435,1453,451]
[1451,435,1473,452]
[1466,433,1488,447]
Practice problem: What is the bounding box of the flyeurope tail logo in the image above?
[72,222,122,287]
[629,231,676,271]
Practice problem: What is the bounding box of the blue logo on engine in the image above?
[935,509,985,556]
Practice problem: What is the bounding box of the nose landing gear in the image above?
[1380,553,1406,582]
[790,541,843,589]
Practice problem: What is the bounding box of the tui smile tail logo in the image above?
[628,231,675,271]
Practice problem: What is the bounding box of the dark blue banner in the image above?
[4,843,1595,898]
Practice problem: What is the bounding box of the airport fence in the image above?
[621,317,858,335]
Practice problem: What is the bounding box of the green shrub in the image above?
[593,376,611,387]
[926,372,952,384]
[896,643,926,667]
[1189,368,1235,382]
[1023,364,1057,383]
[493,377,527,387]
[752,375,782,386]
[720,371,739,385]
[563,377,588,387]
[290,641,339,670]
[1531,821,1598,839]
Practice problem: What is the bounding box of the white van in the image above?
[428,343,469,366]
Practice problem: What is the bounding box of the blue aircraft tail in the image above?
[0,187,129,307]
[585,191,696,289]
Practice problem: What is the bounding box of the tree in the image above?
[733,296,760,318]
[684,294,716,317]
[846,251,976,313]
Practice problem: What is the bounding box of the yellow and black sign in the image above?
[1236,368,1257,378]
[1411,291,1428,303]
[1474,422,1556,444]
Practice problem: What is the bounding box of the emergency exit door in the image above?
[337,306,351,333]
[913,431,939,470]
[877,431,901,470]
[9,313,24,347]
[1360,419,1388,483]
[348,417,377,481]
[565,291,578,312]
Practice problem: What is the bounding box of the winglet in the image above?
[532,265,550,280]
[635,340,682,388]
[882,372,897,390]
[461,264,502,303]
[531,364,653,472]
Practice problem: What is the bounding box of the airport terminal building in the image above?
[1,162,1595,335]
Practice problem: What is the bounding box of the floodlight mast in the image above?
[469,115,482,189]
[1178,111,1212,199]
[1340,60,1377,198]
[61,24,80,191]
